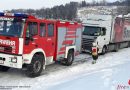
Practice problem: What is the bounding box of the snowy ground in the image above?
[0,48,130,90]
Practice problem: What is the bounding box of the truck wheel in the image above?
[101,46,107,55]
[128,42,130,47]
[0,65,10,72]
[64,50,74,66]
[26,54,44,78]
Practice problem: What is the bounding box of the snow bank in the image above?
[0,48,130,90]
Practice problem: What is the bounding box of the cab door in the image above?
[45,23,56,57]
[98,28,107,50]
[38,22,47,55]
[24,21,39,54]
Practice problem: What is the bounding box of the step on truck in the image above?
[82,14,130,54]
[0,12,82,77]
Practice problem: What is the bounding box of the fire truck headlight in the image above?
[11,57,17,63]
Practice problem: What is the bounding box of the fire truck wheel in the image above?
[65,50,74,66]
[26,54,44,78]
[0,65,10,72]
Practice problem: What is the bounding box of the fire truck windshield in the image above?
[83,26,101,36]
[0,18,24,37]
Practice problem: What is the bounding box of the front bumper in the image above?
[82,45,92,53]
[0,53,23,69]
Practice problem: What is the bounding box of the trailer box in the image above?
[110,16,130,43]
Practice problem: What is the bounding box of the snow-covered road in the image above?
[0,48,130,90]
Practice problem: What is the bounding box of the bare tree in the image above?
[92,0,96,5]
[103,0,107,5]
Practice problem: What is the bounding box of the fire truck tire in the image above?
[64,50,74,66]
[0,65,10,72]
[26,54,44,78]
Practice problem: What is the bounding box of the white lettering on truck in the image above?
[0,39,15,46]
[0,17,14,21]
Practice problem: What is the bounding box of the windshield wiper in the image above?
[0,34,19,37]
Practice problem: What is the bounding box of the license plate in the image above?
[0,60,4,64]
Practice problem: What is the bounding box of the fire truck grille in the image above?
[0,46,12,53]
[82,38,94,51]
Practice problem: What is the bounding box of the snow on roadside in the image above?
[0,48,130,90]
[46,48,130,90]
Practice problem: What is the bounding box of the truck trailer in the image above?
[0,12,82,77]
[82,14,130,54]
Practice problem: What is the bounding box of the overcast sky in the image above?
[0,0,117,11]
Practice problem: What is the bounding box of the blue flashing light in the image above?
[0,12,28,18]
[14,13,28,18]
[0,12,4,16]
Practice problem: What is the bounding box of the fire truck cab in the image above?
[0,12,82,77]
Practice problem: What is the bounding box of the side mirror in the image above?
[25,29,35,40]
[101,28,106,36]
[25,37,30,45]
[25,36,34,45]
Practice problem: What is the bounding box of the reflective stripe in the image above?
[19,38,23,54]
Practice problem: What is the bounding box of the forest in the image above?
[7,0,130,20]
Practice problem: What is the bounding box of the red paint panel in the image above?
[60,47,66,51]
[0,36,19,54]
[114,18,125,42]
[66,32,76,35]
[62,40,73,45]
[67,29,76,31]
[65,36,78,38]
[58,51,65,55]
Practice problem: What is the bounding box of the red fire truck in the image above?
[0,12,82,77]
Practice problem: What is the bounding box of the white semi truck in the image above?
[82,14,130,54]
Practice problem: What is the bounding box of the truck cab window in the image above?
[40,23,46,37]
[0,19,24,37]
[26,22,38,37]
[101,28,106,36]
[83,26,100,36]
[48,24,54,37]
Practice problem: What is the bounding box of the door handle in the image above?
[47,38,51,41]
[34,38,38,40]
